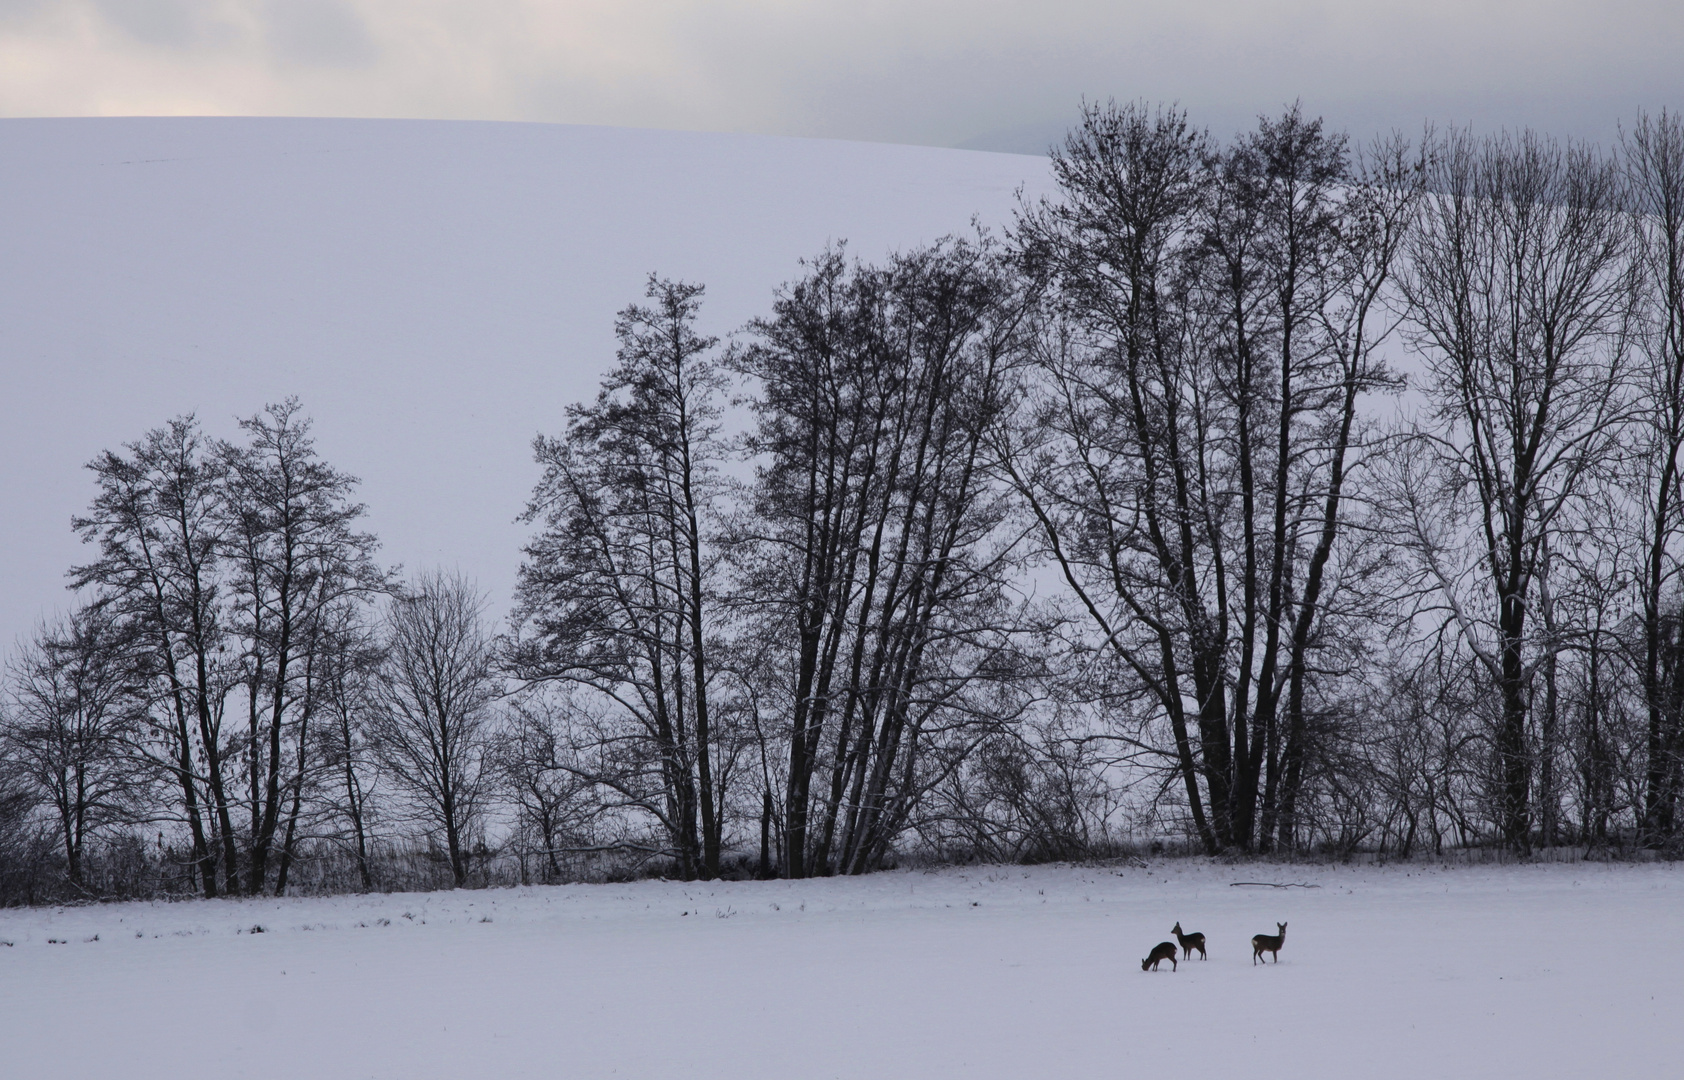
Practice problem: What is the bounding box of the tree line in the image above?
[4,102,1684,901]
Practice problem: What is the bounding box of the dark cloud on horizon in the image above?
[0,1,1677,150]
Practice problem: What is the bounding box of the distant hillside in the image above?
[0,118,1050,647]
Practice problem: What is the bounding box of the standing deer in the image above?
[1171,921,1206,960]
[1142,941,1179,972]
[1251,922,1287,965]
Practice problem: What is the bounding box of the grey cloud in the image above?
[727,2,1683,150]
[2,2,1677,148]
[88,0,234,49]
[263,0,376,68]
[0,0,49,26]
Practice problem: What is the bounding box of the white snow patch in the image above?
[1,860,1677,1078]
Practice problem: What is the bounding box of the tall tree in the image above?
[371,571,498,888]
[2,610,143,890]
[220,398,384,894]
[1004,102,1407,851]
[1396,128,1635,851]
[72,417,237,897]
[1625,109,1684,844]
[313,602,384,890]
[1265,131,1421,848]
[1004,102,1218,850]
[732,237,1034,876]
[512,277,732,879]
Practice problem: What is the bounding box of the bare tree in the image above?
[69,405,386,896]
[1624,109,1684,844]
[72,417,237,897]
[495,695,603,883]
[731,237,1035,875]
[1395,128,1636,850]
[1003,102,1410,852]
[1002,102,1216,848]
[2,610,143,890]
[1263,131,1422,849]
[371,571,498,887]
[511,277,732,879]
[0,731,47,902]
[220,398,385,893]
[312,604,385,889]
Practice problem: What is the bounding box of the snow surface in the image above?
[0,118,1053,650]
[1,860,1678,1079]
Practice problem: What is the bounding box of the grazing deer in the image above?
[1251,922,1287,965]
[1142,941,1179,972]
[1171,921,1206,961]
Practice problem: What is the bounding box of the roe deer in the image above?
[1251,922,1287,965]
[1142,941,1179,972]
[1171,921,1206,960]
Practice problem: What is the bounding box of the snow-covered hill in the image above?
[1,860,1678,1078]
[0,118,1052,648]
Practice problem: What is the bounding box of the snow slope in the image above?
[0,118,1053,649]
[1,860,1678,1079]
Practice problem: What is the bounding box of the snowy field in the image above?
[1,861,1679,1079]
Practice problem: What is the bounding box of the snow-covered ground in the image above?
[1,860,1677,1078]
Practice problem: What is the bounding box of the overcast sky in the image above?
[0,0,1677,152]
